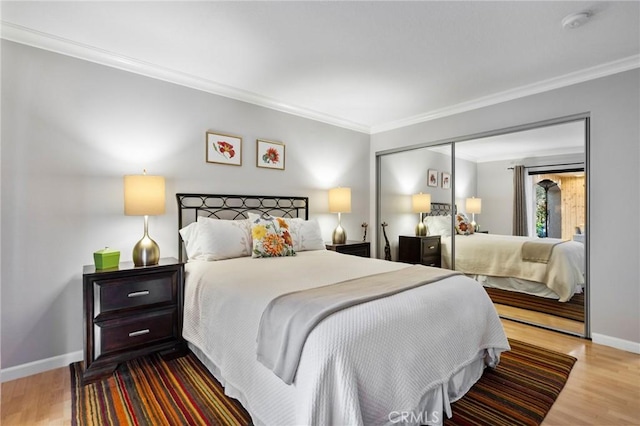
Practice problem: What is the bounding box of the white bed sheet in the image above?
[440,234,584,302]
[183,250,509,426]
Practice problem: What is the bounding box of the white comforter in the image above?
[183,250,509,426]
[441,234,584,302]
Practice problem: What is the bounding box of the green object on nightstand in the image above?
[93,247,120,270]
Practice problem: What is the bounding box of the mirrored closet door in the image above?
[453,119,587,336]
[377,144,453,269]
[377,116,588,337]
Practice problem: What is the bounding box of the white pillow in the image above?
[248,213,326,252]
[179,217,252,261]
[287,218,326,252]
[424,215,452,237]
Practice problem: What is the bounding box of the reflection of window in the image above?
[530,171,584,240]
[535,179,558,238]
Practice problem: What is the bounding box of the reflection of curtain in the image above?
[513,165,528,236]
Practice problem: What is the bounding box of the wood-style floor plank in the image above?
[1,319,639,425]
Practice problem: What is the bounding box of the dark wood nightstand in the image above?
[325,240,371,258]
[398,235,442,267]
[82,257,187,383]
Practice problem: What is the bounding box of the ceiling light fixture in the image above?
[562,11,592,30]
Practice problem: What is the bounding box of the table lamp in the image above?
[412,193,431,236]
[329,187,351,244]
[465,197,482,231]
[124,171,165,266]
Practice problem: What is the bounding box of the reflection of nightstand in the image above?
[398,235,441,267]
[82,258,187,383]
[325,241,371,258]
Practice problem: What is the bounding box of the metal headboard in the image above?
[427,202,455,216]
[176,193,309,262]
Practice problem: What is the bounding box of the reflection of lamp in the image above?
[537,179,557,238]
[465,197,482,230]
[329,187,351,244]
[124,171,166,266]
[412,193,431,236]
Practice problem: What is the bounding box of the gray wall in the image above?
[1,41,370,369]
[371,69,640,345]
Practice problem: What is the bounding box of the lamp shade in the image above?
[329,187,351,213]
[124,174,166,216]
[412,193,431,213]
[465,197,482,215]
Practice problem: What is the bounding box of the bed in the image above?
[424,204,584,303]
[176,193,510,426]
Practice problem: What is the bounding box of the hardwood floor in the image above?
[2,319,639,425]
[495,303,585,335]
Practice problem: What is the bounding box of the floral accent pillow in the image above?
[249,213,296,258]
[455,213,474,235]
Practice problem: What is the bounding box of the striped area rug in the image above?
[445,339,577,426]
[485,287,585,322]
[71,339,576,426]
[70,354,251,425]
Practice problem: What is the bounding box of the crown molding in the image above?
[1,21,370,134]
[3,21,638,136]
[371,54,640,134]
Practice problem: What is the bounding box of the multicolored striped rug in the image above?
[445,339,576,426]
[71,339,576,426]
[485,287,585,322]
[70,354,251,425]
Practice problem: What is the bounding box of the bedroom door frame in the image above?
[376,113,590,338]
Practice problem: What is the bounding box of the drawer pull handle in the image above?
[128,290,150,298]
[129,329,150,337]
[428,246,436,250]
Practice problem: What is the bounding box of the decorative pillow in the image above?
[249,213,296,258]
[424,215,452,237]
[179,217,252,261]
[454,213,474,235]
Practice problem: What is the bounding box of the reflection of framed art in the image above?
[427,169,438,187]
[441,172,451,189]
[256,139,285,170]
[206,131,242,166]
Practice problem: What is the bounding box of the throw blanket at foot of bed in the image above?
[521,239,566,263]
[257,265,460,384]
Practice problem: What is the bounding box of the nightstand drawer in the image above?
[95,271,177,317]
[421,238,440,256]
[96,308,177,356]
[421,256,440,268]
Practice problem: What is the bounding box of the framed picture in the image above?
[427,169,438,187]
[206,131,242,166]
[256,139,285,170]
[441,172,451,189]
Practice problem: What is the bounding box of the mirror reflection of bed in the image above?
[377,117,587,336]
[424,202,585,335]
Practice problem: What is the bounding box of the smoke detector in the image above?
[562,11,592,30]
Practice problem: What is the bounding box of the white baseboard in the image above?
[592,333,640,354]
[1,350,83,383]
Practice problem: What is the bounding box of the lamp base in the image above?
[133,234,160,266]
[332,225,347,245]
[415,222,427,236]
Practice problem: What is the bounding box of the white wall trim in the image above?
[2,21,639,136]
[0,21,370,134]
[592,333,640,354]
[371,55,640,134]
[1,350,83,383]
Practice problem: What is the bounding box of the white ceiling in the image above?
[453,120,586,163]
[1,1,639,135]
